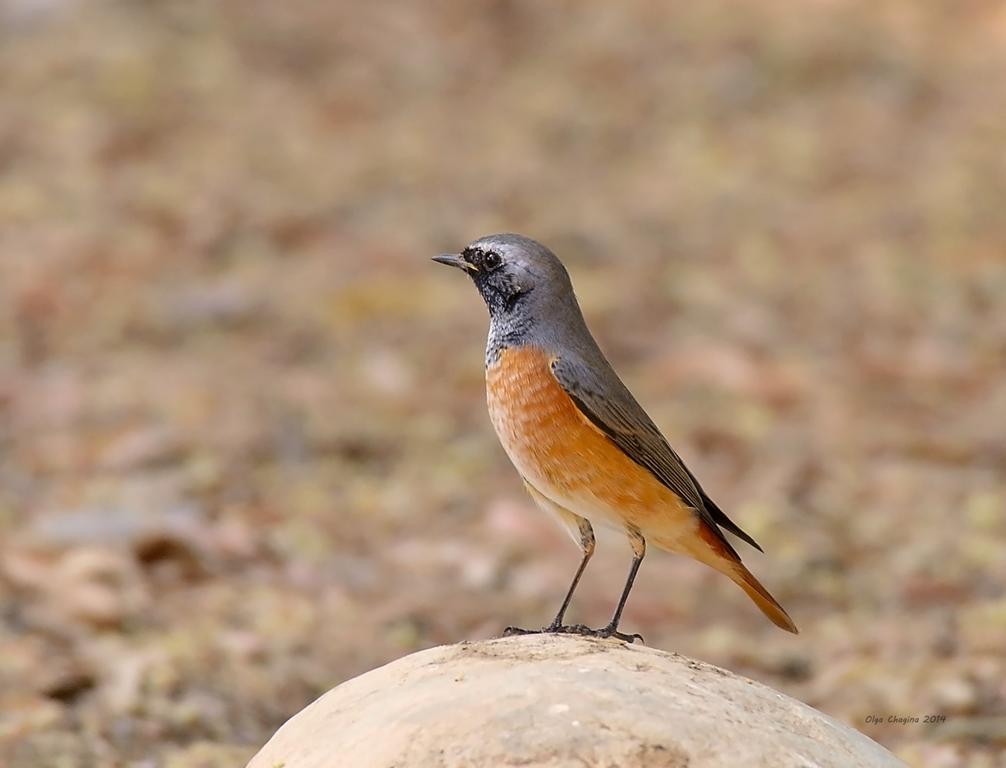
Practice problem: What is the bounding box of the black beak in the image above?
[432,253,477,273]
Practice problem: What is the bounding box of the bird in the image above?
[433,233,797,641]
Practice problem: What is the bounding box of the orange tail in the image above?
[693,524,799,634]
[729,562,798,634]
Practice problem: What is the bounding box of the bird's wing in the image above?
[550,354,762,555]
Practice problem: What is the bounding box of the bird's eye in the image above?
[483,252,502,271]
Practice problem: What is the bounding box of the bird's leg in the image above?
[502,549,591,638]
[503,515,594,637]
[544,517,594,632]
[592,528,645,643]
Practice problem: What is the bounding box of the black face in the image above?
[460,246,530,317]
[461,246,503,273]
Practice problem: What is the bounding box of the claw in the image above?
[567,623,644,644]
[502,626,537,637]
[502,623,581,637]
[501,623,643,644]
[605,629,645,644]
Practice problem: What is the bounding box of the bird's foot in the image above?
[568,622,644,644]
[600,626,645,644]
[501,622,580,637]
[502,623,642,643]
[501,625,540,637]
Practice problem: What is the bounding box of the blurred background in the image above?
[1,1,1005,765]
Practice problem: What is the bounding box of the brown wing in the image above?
[550,356,762,556]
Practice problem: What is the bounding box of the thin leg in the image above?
[545,518,595,630]
[504,507,595,638]
[596,528,646,643]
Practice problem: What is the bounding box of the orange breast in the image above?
[486,346,696,542]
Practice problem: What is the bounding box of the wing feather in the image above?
[550,355,762,555]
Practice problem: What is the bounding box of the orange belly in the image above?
[486,346,697,546]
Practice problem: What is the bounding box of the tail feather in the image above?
[692,523,798,634]
[729,562,798,634]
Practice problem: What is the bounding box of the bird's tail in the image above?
[687,524,799,634]
[727,561,798,634]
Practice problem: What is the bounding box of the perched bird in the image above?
[434,234,797,641]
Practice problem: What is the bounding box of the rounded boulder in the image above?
[248,634,906,768]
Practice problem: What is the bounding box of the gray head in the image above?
[433,233,590,362]
[433,233,578,318]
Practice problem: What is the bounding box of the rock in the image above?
[247,635,907,768]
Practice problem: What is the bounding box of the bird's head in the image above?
[433,233,574,321]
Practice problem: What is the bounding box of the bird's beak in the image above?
[432,253,478,273]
